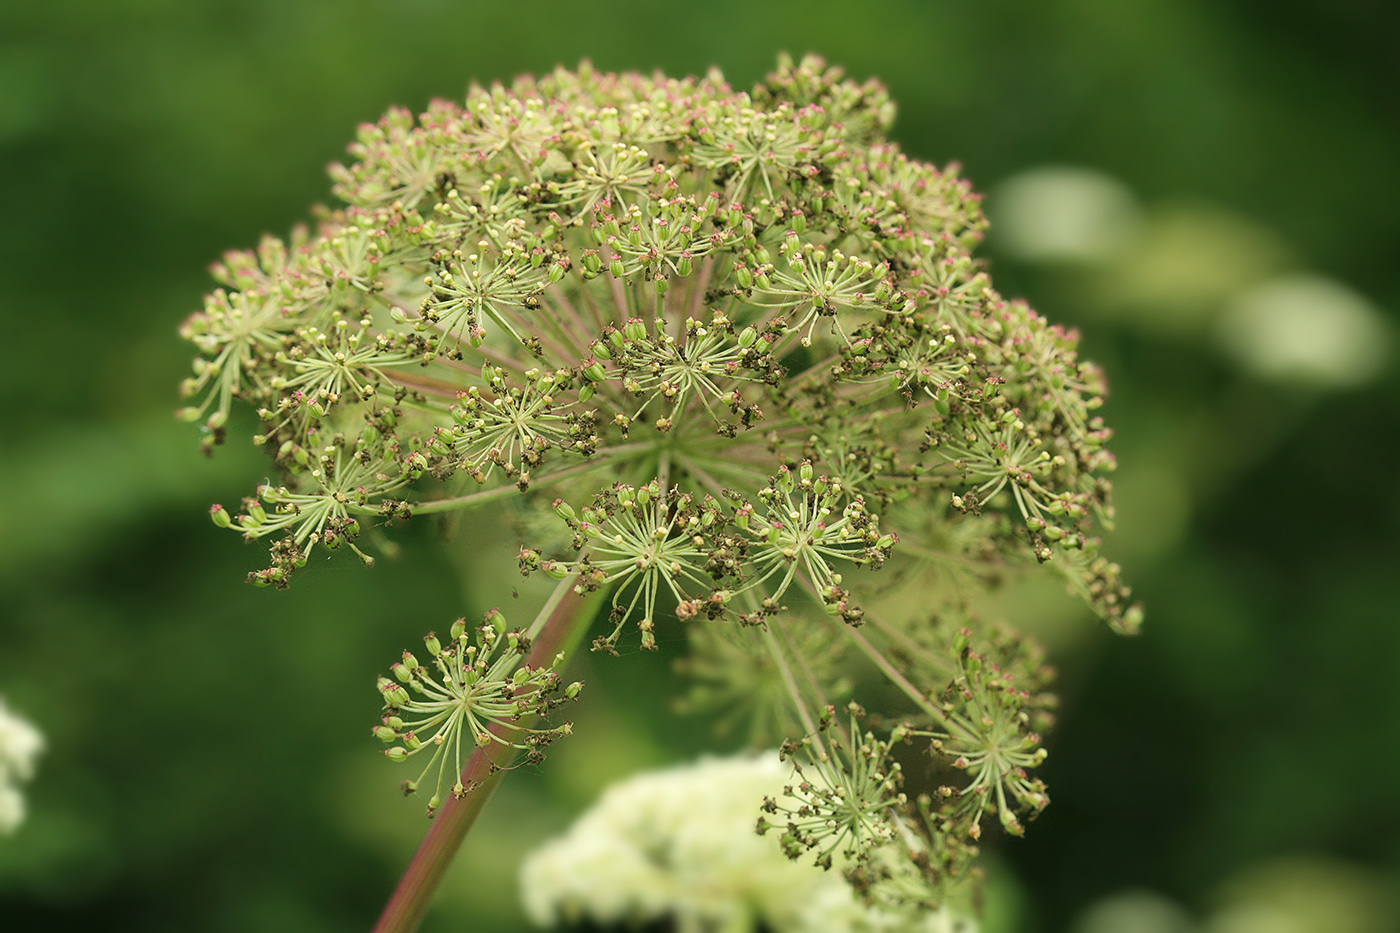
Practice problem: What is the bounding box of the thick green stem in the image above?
[372,576,593,933]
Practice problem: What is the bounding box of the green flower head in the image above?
[182,54,1140,913]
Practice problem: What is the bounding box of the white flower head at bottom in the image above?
[519,752,975,933]
[0,697,44,835]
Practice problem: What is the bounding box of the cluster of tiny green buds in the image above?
[901,626,1055,839]
[759,704,906,870]
[376,611,580,816]
[735,461,893,623]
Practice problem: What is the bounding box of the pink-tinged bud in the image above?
[581,359,606,383]
[378,679,410,707]
[484,608,507,633]
[209,504,232,528]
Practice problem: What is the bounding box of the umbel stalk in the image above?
[374,578,592,933]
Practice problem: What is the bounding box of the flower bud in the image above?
[209,504,232,528]
[379,680,410,707]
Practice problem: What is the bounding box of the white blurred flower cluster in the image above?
[0,697,44,834]
[991,166,1391,390]
[1069,856,1397,933]
[519,752,974,933]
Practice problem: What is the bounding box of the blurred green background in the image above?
[2,1,1398,930]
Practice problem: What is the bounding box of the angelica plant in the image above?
[181,54,1138,931]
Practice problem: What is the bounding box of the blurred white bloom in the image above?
[0,785,24,835]
[1204,856,1396,933]
[520,752,973,933]
[1071,890,1198,933]
[1217,275,1390,388]
[0,697,44,835]
[991,167,1141,264]
[1208,904,1307,933]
